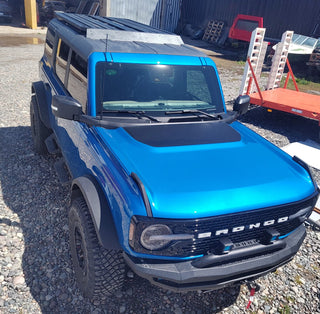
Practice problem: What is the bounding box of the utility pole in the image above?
[24,0,37,29]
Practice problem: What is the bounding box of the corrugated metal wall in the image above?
[109,0,158,26]
[108,0,181,32]
[180,0,320,39]
[150,0,182,32]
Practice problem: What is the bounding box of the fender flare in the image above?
[71,175,121,250]
[31,81,51,129]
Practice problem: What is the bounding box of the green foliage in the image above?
[278,304,291,314]
[295,77,310,85]
[286,295,295,303]
[294,275,303,285]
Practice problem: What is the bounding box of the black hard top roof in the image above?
[50,13,206,60]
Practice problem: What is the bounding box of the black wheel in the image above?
[69,197,125,303]
[30,95,51,155]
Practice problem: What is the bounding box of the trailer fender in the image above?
[71,175,121,250]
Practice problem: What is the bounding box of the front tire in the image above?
[69,197,125,303]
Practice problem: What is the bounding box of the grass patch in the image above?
[280,75,320,93]
[262,295,275,303]
[294,275,303,285]
[278,304,291,314]
[295,78,310,85]
[286,295,295,303]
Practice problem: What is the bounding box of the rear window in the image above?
[68,51,87,111]
[55,38,70,84]
[44,27,55,65]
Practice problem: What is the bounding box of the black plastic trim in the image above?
[131,172,153,217]
[192,240,286,268]
[32,81,51,129]
[76,113,236,130]
[71,175,121,249]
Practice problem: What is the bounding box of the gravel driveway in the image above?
[0,34,319,314]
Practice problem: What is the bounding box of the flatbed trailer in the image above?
[240,29,320,139]
[248,59,320,130]
[250,88,320,123]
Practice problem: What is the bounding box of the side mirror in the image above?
[233,95,250,116]
[52,95,82,120]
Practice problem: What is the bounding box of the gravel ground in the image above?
[0,35,320,314]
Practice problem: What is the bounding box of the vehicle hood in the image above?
[95,121,316,219]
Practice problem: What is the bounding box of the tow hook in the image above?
[244,280,260,309]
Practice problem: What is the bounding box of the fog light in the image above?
[140,224,172,250]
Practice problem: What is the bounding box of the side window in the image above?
[187,70,212,104]
[44,27,55,65]
[56,38,70,85]
[68,51,88,112]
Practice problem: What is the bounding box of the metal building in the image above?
[101,0,181,32]
[180,0,320,39]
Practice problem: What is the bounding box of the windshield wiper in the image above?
[103,110,160,123]
[165,109,222,120]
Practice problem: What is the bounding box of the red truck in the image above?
[229,14,264,42]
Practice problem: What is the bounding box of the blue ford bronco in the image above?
[30,13,319,302]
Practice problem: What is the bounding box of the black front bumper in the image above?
[124,225,306,292]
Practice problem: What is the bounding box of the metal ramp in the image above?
[266,31,293,90]
[254,41,268,91]
[239,28,267,95]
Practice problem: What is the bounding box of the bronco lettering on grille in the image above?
[214,216,289,237]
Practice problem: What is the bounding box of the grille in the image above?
[131,192,318,257]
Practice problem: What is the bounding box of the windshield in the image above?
[95,62,225,113]
[292,34,318,48]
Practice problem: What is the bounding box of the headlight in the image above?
[140,224,172,250]
[129,216,195,256]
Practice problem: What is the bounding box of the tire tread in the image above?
[69,197,125,303]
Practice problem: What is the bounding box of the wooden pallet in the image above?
[202,20,224,43]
